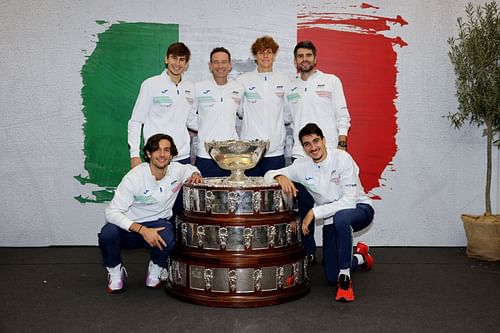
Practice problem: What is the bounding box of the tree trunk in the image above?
[485,120,492,215]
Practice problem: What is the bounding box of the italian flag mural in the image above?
[77,3,406,203]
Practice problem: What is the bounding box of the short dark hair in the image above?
[293,40,317,58]
[166,42,191,62]
[210,47,231,62]
[299,123,324,145]
[143,134,178,163]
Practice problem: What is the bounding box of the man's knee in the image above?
[98,223,121,243]
[333,210,355,229]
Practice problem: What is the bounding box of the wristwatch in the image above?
[338,141,347,148]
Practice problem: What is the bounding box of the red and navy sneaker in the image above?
[335,274,354,302]
[355,242,374,271]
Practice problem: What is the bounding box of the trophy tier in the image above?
[165,180,311,307]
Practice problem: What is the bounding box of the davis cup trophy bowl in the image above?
[165,140,310,307]
[205,139,269,184]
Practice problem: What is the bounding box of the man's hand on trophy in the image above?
[275,175,298,197]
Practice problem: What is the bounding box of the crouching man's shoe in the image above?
[145,260,164,288]
[335,274,354,302]
[106,264,127,294]
[355,242,374,271]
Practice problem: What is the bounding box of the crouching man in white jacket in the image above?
[264,123,374,302]
[99,133,202,293]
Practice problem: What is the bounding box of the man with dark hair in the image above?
[128,42,196,169]
[237,36,290,176]
[286,40,352,264]
[98,134,202,293]
[190,47,244,177]
[264,123,373,302]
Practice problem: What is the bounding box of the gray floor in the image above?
[1,247,499,333]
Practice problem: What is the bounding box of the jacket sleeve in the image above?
[312,155,359,219]
[128,80,150,158]
[332,76,351,136]
[105,175,137,231]
[263,162,301,184]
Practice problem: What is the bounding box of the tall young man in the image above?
[264,123,373,302]
[237,36,290,176]
[128,42,196,169]
[99,134,202,293]
[285,40,352,263]
[190,47,244,177]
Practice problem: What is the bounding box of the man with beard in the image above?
[285,40,351,265]
[264,123,373,302]
[99,134,202,293]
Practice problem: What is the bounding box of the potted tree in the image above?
[447,1,499,261]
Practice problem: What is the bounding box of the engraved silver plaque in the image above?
[203,225,220,250]
[261,266,278,291]
[277,190,292,212]
[186,222,198,248]
[274,223,288,248]
[226,226,245,251]
[191,188,206,212]
[211,190,229,214]
[283,264,295,288]
[183,187,191,210]
[287,223,299,245]
[190,265,205,290]
[234,190,254,214]
[297,259,305,283]
[212,268,230,292]
[260,190,276,213]
[252,226,269,250]
[236,268,255,293]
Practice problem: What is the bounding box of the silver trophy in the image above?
[205,140,269,184]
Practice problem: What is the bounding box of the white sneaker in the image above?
[106,264,127,293]
[145,260,164,288]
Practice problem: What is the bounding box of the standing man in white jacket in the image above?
[190,47,244,177]
[99,134,202,293]
[128,42,196,169]
[237,36,290,176]
[285,40,352,265]
[264,123,373,302]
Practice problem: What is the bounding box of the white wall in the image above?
[0,0,497,246]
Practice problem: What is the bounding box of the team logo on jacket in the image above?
[161,89,168,94]
[203,89,211,94]
[330,170,340,185]
[316,90,332,98]
[133,190,157,204]
[286,92,300,103]
[153,96,173,107]
[171,180,182,193]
